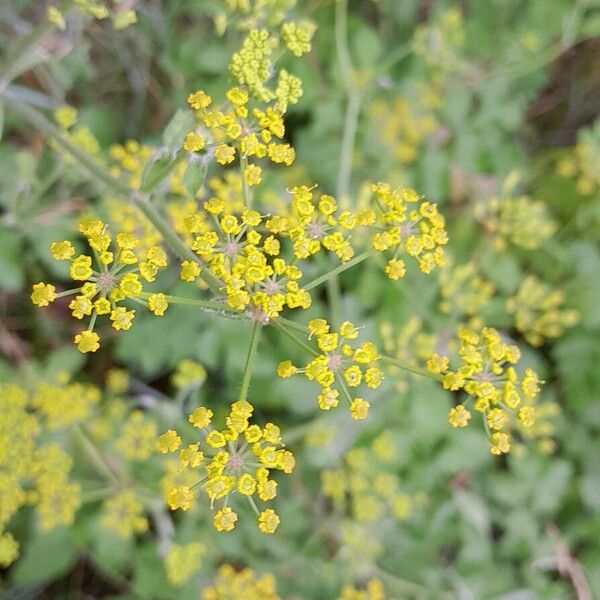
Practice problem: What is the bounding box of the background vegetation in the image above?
[1,0,599,598]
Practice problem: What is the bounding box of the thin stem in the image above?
[0,21,54,91]
[240,154,252,209]
[273,316,309,334]
[303,250,374,291]
[272,320,318,357]
[380,354,444,382]
[247,495,260,516]
[71,424,120,486]
[332,0,363,324]
[81,487,115,503]
[140,292,240,314]
[336,91,362,202]
[238,321,263,402]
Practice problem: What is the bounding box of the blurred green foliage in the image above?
[1,0,600,598]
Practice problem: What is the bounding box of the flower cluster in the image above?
[474,194,556,251]
[556,131,600,196]
[322,431,412,523]
[158,400,294,533]
[181,200,312,318]
[380,316,439,391]
[427,327,543,454]
[100,490,148,538]
[165,542,205,587]
[507,275,579,347]
[31,219,169,353]
[0,383,82,567]
[184,85,296,176]
[47,1,137,31]
[337,579,386,600]
[369,182,448,277]
[201,564,279,600]
[438,261,495,323]
[369,96,438,165]
[278,319,383,420]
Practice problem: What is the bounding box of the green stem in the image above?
[140,292,239,314]
[240,154,252,209]
[334,0,363,202]
[272,320,318,357]
[247,495,260,516]
[332,0,363,324]
[0,21,54,91]
[71,424,120,486]
[303,250,374,291]
[55,287,81,298]
[238,321,262,402]
[5,100,222,292]
[81,487,114,503]
[273,316,308,334]
[336,91,362,202]
[380,354,444,382]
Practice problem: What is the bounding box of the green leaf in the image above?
[0,226,24,290]
[12,528,77,585]
[182,157,208,198]
[141,151,184,194]
[163,110,195,152]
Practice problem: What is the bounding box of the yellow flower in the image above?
[70,255,93,280]
[448,404,471,427]
[215,144,236,165]
[50,240,75,260]
[101,491,148,538]
[188,406,213,428]
[244,164,262,186]
[74,330,100,353]
[385,258,406,280]
[31,282,57,307]
[277,360,298,378]
[237,473,257,495]
[0,532,20,568]
[490,432,511,455]
[142,291,167,316]
[281,22,312,57]
[518,405,535,427]
[258,508,280,533]
[214,507,238,532]
[158,430,182,454]
[168,486,195,511]
[184,131,206,152]
[180,260,201,282]
[179,444,204,468]
[318,387,339,410]
[427,353,449,374]
[110,307,135,331]
[350,398,370,420]
[206,430,227,448]
[344,365,363,387]
[187,90,212,110]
